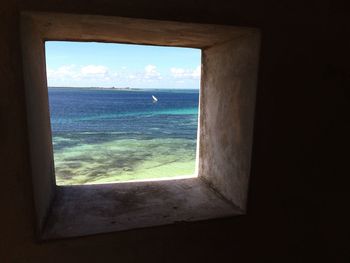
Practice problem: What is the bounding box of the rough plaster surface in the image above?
[22,12,255,49]
[43,178,240,239]
[21,14,56,231]
[199,34,260,211]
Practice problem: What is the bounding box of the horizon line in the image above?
[48,86,200,90]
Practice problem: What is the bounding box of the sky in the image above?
[45,41,201,89]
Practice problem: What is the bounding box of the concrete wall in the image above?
[1,0,349,262]
[200,34,260,211]
[20,13,56,234]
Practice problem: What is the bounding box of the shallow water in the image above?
[48,88,199,185]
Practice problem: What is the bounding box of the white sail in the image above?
[152,95,158,102]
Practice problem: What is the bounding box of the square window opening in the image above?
[45,41,202,186]
[21,12,260,239]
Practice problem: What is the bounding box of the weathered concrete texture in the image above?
[199,33,260,211]
[21,14,56,232]
[22,12,255,49]
[43,178,241,239]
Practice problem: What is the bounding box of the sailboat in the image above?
[152,95,158,103]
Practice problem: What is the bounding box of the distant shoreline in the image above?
[49,86,139,91]
[48,87,199,91]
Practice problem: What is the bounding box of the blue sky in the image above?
[45,41,201,89]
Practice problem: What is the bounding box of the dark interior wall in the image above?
[1,0,349,262]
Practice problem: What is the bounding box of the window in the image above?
[21,11,260,240]
[45,41,201,185]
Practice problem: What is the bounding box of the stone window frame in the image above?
[20,11,260,240]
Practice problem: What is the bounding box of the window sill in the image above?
[42,178,242,239]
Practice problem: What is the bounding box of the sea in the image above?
[48,88,199,185]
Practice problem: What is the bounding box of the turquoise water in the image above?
[48,88,199,185]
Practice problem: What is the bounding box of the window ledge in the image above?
[42,178,242,239]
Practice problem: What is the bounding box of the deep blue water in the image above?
[48,88,199,151]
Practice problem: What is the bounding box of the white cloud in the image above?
[170,68,185,77]
[192,65,201,78]
[47,65,78,80]
[47,64,113,86]
[144,64,161,79]
[128,74,136,79]
[46,63,200,89]
[170,65,201,79]
[47,64,110,79]
[80,65,109,75]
